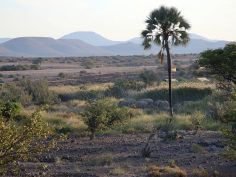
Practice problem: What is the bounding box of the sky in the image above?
[0,0,236,41]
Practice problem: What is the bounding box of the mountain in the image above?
[61,31,122,46]
[0,32,229,57]
[0,38,11,44]
[102,42,145,55]
[0,37,111,57]
[101,38,227,55]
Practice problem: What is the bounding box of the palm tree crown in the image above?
[142,6,190,50]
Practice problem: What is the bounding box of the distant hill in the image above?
[61,31,122,46]
[0,37,111,57]
[0,32,229,57]
[0,38,11,44]
[101,38,227,55]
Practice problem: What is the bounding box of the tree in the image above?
[198,44,236,91]
[141,6,190,118]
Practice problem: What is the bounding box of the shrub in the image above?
[0,83,32,106]
[58,72,66,78]
[105,79,144,98]
[20,79,58,105]
[0,108,56,175]
[82,98,131,139]
[139,87,212,104]
[139,70,157,86]
[221,95,236,160]
[191,111,204,133]
[0,102,21,122]
[0,64,40,71]
[83,60,95,69]
[59,90,104,102]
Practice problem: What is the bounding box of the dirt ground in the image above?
[17,131,236,177]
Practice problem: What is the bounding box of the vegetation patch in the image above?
[147,164,187,177]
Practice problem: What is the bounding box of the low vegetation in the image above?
[0,105,56,175]
[0,64,40,71]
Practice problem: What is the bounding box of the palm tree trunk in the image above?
[165,41,174,119]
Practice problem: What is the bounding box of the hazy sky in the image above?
[1,0,236,41]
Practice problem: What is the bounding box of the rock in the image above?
[139,98,154,105]
[119,98,153,108]
[154,100,169,110]
[118,98,136,107]
[135,100,149,108]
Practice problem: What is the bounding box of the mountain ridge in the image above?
[0,32,229,57]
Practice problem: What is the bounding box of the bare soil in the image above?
[18,131,236,177]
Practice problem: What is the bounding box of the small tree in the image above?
[198,44,236,92]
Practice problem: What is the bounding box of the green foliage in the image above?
[198,44,236,85]
[0,108,56,175]
[32,58,43,65]
[0,83,32,106]
[141,6,190,49]
[0,102,21,122]
[82,98,132,139]
[0,79,58,106]
[139,70,157,86]
[0,64,40,71]
[105,79,144,98]
[59,90,104,101]
[58,72,66,78]
[20,79,58,105]
[219,93,236,160]
[139,87,212,104]
[83,60,95,69]
[191,111,204,133]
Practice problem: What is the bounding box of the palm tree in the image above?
[141,6,190,118]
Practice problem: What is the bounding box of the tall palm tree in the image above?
[141,6,190,118]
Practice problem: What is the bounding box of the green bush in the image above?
[20,79,58,105]
[0,108,56,175]
[139,87,212,104]
[105,79,144,98]
[59,90,104,101]
[0,102,21,122]
[0,83,32,106]
[82,98,132,139]
[0,64,40,71]
[58,72,66,78]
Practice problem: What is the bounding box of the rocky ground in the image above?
[16,131,236,177]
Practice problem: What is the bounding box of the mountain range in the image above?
[0,31,229,57]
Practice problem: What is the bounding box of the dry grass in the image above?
[147,164,187,177]
[192,167,209,177]
[50,83,111,94]
[109,167,126,176]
